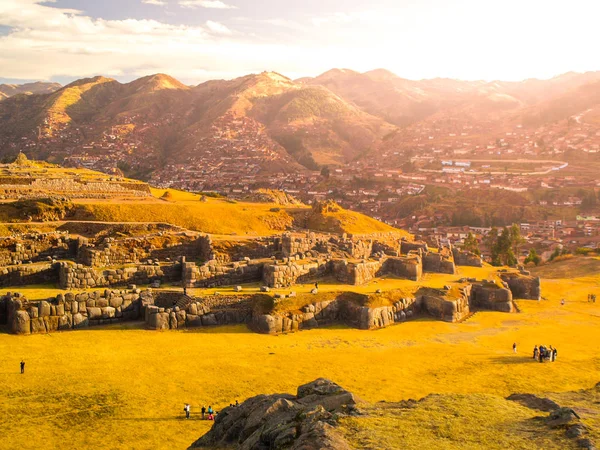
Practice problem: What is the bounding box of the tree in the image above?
[524,248,541,266]
[509,223,525,257]
[463,232,480,256]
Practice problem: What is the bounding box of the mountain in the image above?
[299,69,600,127]
[0,71,393,172]
[0,81,61,101]
[0,69,599,182]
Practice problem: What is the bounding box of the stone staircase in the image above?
[154,291,195,310]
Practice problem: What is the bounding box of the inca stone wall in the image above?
[383,256,423,281]
[262,259,329,288]
[331,259,385,285]
[420,286,471,322]
[4,288,153,335]
[422,252,456,274]
[250,295,419,334]
[401,240,429,254]
[452,248,483,267]
[281,232,329,257]
[470,282,514,312]
[78,234,212,267]
[58,262,178,289]
[146,294,253,330]
[499,272,541,300]
[0,262,58,287]
[0,232,76,266]
[182,259,264,288]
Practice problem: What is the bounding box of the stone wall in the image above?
[262,259,329,288]
[401,240,428,255]
[281,232,326,257]
[58,262,179,289]
[146,294,253,330]
[0,262,58,287]
[452,248,483,267]
[0,232,76,266]
[470,282,514,312]
[499,272,541,300]
[78,234,212,267]
[4,289,153,334]
[420,286,470,322]
[331,259,384,285]
[339,238,373,260]
[211,236,280,263]
[383,256,423,281]
[422,252,456,274]
[250,295,419,334]
[182,259,264,288]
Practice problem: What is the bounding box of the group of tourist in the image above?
[183,400,239,420]
[588,294,597,303]
[533,345,557,362]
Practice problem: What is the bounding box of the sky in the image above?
[0,0,599,85]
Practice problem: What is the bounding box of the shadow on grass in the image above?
[490,356,553,365]
[121,416,215,422]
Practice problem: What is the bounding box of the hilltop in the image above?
[0,81,61,101]
[0,71,392,173]
[0,156,402,236]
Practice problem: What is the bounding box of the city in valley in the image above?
[0,1,599,449]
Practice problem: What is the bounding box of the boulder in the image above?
[87,307,102,320]
[201,313,218,326]
[12,310,30,335]
[72,313,89,329]
[188,378,354,450]
[147,312,169,330]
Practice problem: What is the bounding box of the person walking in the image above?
[513,342,517,353]
[20,360,25,374]
[201,405,206,420]
[184,403,190,419]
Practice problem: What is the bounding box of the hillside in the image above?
[0,71,391,172]
[300,68,600,128]
[0,157,403,236]
[0,81,61,101]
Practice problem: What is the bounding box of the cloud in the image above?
[205,21,232,35]
[142,0,167,5]
[179,0,236,9]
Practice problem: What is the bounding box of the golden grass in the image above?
[1,268,599,449]
[531,255,600,279]
[71,197,296,236]
[340,394,573,449]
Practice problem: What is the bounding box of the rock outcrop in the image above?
[189,378,356,450]
[499,272,541,300]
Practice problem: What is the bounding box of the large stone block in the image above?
[72,313,89,329]
[147,312,169,330]
[201,314,218,326]
[38,301,51,317]
[12,310,30,334]
[101,307,116,319]
[87,307,102,320]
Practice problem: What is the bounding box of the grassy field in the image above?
[1,267,599,449]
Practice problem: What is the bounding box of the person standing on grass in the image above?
[201,405,206,420]
[513,342,517,353]
[184,403,190,419]
[20,360,25,374]
[561,299,565,306]
[533,346,539,360]
[552,347,557,362]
